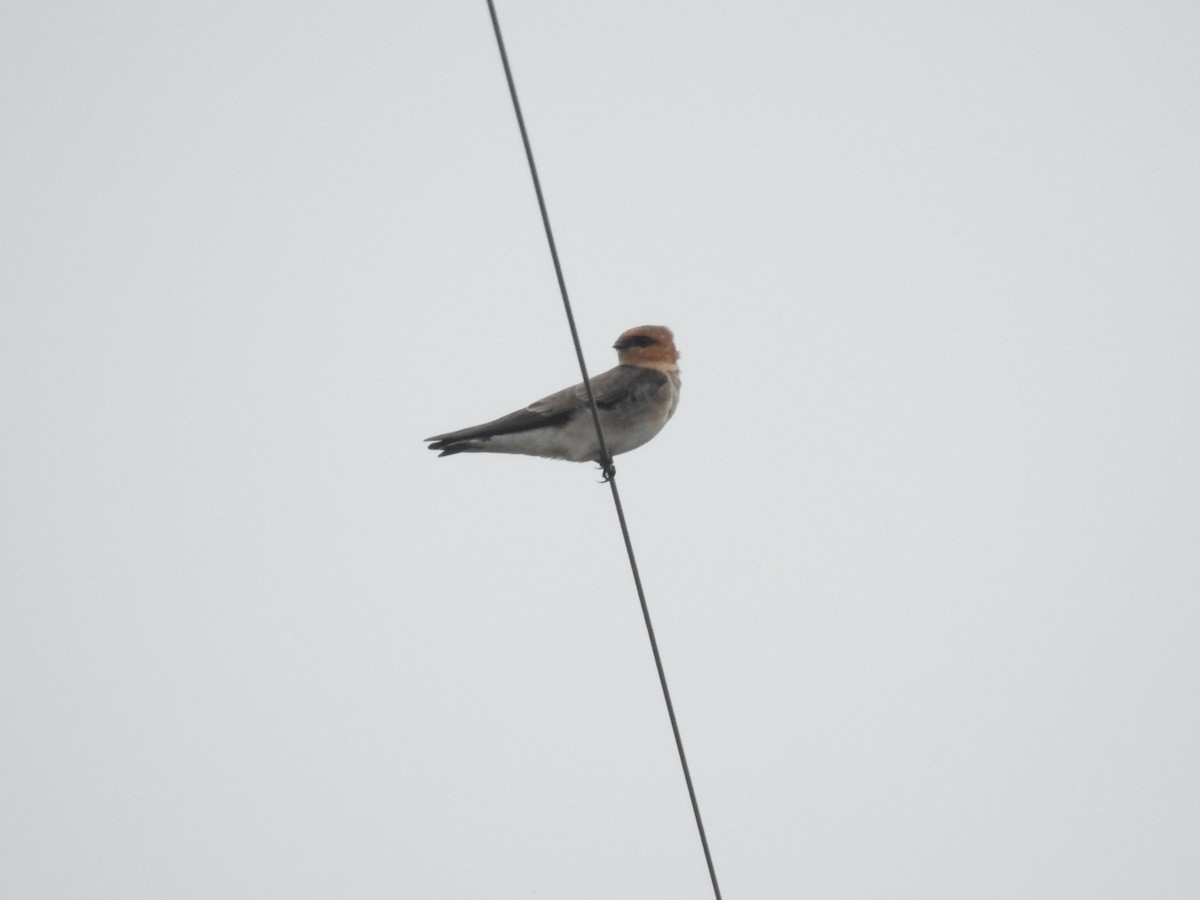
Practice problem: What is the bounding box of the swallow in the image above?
[425,325,680,475]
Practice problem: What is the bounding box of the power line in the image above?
[483,3,722,898]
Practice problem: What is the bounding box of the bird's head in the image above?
[613,325,679,370]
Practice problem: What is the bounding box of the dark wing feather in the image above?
[587,365,668,410]
[425,404,574,447]
[425,365,666,450]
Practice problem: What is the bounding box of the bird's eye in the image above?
[633,335,657,347]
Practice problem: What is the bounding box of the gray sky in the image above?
[4,2,1198,897]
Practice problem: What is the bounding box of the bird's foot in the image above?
[597,460,617,483]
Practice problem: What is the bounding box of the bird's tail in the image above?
[426,437,486,457]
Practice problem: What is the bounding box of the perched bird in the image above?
[425,325,680,475]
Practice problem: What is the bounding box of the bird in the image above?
[425,325,680,478]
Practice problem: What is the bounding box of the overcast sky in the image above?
[4,2,1198,898]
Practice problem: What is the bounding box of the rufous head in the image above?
[613,325,679,370]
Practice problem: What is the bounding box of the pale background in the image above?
[3,2,1198,898]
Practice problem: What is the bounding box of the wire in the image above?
[484,3,722,898]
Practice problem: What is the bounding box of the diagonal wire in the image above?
[484,3,722,898]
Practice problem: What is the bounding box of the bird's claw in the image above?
[597,460,617,483]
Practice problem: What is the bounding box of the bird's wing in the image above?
[426,365,667,445]
[523,364,668,419]
[583,364,669,411]
[424,401,573,445]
